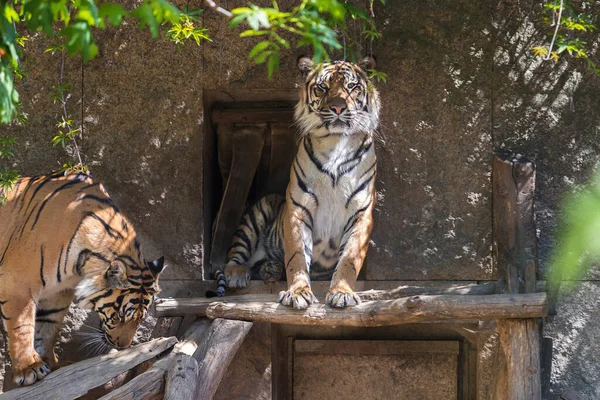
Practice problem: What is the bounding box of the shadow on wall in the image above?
[492,1,600,278]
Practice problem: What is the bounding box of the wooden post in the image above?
[164,354,199,400]
[492,149,538,292]
[194,318,253,400]
[492,149,542,400]
[98,319,211,400]
[209,125,266,267]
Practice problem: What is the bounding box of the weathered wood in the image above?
[0,337,177,400]
[98,319,210,400]
[492,149,538,295]
[194,318,253,400]
[294,340,459,355]
[211,107,295,124]
[154,282,504,318]
[164,354,199,400]
[98,358,169,400]
[497,319,541,400]
[210,125,266,266]
[204,293,547,326]
[271,324,293,400]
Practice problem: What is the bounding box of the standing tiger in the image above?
[216,56,380,310]
[0,172,165,386]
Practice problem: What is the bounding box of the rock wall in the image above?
[1,0,599,398]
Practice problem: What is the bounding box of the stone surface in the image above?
[544,282,600,400]
[366,0,494,280]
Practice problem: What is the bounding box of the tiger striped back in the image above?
[0,172,164,386]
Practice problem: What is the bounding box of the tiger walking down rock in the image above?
[0,172,165,386]
[212,56,381,310]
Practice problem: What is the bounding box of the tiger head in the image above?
[76,251,165,350]
[295,56,381,136]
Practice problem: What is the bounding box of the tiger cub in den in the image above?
[212,56,380,310]
[0,172,165,386]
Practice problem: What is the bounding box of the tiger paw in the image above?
[13,357,51,386]
[224,264,251,288]
[278,286,318,310]
[260,261,283,284]
[326,288,361,308]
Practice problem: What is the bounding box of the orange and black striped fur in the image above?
[216,57,380,309]
[0,172,165,386]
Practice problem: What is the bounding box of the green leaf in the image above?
[253,50,272,64]
[249,41,271,59]
[101,3,127,26]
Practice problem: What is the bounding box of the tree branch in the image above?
[204,0,233,18]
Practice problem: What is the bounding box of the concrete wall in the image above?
[1,0,599,398]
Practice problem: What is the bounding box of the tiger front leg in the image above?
[34,292,73,368]
[278,201,317,310]
[327,203,374,308]
[3,295,51,386]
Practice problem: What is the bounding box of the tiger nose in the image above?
[329,97,347,115]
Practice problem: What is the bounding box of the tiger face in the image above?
[295,56,381,136]
[76,255,164,349]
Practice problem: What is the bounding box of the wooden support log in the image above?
[195,318,253,400]
[204,293,547,327]
[497,319,541,400]
[0,337,177,400]
[99,319,211,400]
[153,282,506,318]
[164,354,199,400]
[492,150,538,296]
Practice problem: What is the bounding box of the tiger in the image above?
[0,172,165,386]
[212,56,380,310]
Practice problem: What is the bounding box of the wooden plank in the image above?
[271,325,293,400]
[497,319,541,400]
[212,108,295,124]
[492,149,538,294]
[194,318,253,400]
[204,293,548,327]
[98,319,211,400]
[164,354,199,400]
[153,282,503,318]
[294,340,459,355]
[541,337,553,399]
[0,337,177,400]
[216,123,234,187]
[210,125,266,266]
[267,123,298,195]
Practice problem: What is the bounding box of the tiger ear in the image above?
[297,56,314,77]
[357,56,376,71]
[106,260,128,288]
[148,256,166,278]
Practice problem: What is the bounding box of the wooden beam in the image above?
[164,354,199,400]
[492,149,538,294]
[203,293,547,327]
[153,282,511,318]
[98,319,211,400]
[1,337,177,400]
[498,319,542,400]
[210,125,266,267]
[194,318,253,400]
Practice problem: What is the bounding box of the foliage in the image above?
[0,0,385,200]
[549,171,600,291]
[231,0,384,77]
[534,1,599,74]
